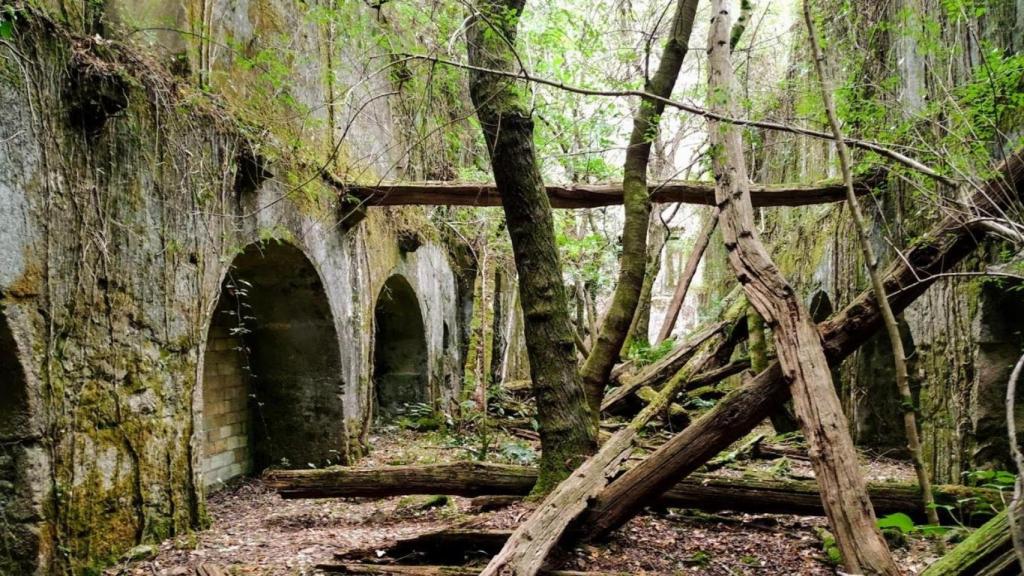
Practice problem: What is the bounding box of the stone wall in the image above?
[727,0,1024,483]
[0,4,465,573]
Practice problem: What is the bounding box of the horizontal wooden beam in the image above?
[326,171,883,209]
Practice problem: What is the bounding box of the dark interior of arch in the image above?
[0,312,40,574]
[373,275,429,421]
[202,242,346,486]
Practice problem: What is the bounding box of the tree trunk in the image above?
[466,0,597,491]
[580,146,1024,542]
[749,305,799,434]
[705,3,897,573]
[1005,354,1024,571]
[264,462,537,498]
[656,211,717,344]
[579,0,701,418]
[803,2,940,532]
[624,211,668,352]
[266,463,1002,525]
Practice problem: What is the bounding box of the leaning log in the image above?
[318,564,627,576]
[264,462,536,499]
[580,147,1024,541]
[266,462,1001,524]
[329,173,880,209]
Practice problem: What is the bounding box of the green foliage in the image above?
[877,512,915,534]
[964,468,1017,490]
[394,402,443,431]
[499,441,537,465]
[815,528,842,566]
[623,338,674,367]
[0,4,19,39]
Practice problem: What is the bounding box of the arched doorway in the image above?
[0,312,39,574]
[373,275,429,421]
[201,242,345,489]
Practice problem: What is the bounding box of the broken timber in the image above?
[325,171,882,209]
[265,463,1001,524]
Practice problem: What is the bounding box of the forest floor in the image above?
[107,427,949,576]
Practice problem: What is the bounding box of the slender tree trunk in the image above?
[656,211,717,344]
[706,3,897,574]
[467,0,597,493]
[802,2,941,532]
[625,211,669,351]
[580,0,701,418]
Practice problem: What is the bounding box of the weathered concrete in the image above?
[0,5,464,573]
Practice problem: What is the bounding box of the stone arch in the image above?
[0,311,40,575]
[373,274,429,421]
[201,242,346,489]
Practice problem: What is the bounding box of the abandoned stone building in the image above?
[0,0,1021,574]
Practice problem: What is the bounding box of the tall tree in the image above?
[466,0,598,493]
[706,1,898,573]
[578,0,701,418]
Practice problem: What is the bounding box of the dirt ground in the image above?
[105,429,953,576]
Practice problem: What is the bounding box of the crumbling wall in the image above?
[0,4,463,573]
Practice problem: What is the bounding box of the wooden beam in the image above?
[326,171,883,209]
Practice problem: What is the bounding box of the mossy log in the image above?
[265,462,1001,523]
[318,564,626,576]
[921,502,1021,576]
[264,462,537,498]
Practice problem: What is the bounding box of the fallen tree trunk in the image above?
[320,565,626,576]
[264,462,537,499]
[330,174,879,210]
[580,147,1024,542]
[267,463,1002,523]
[662,475,1002,524]
[921,501,1021,576]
